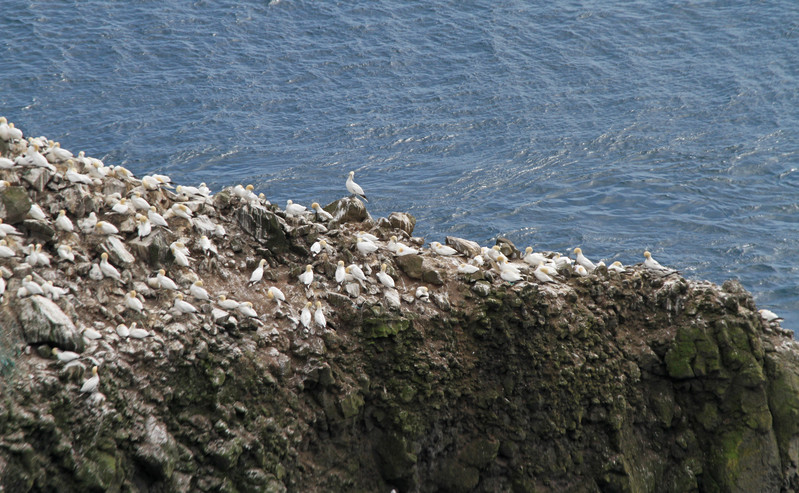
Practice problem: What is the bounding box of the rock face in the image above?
[1,118,799,493]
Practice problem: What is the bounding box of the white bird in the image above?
[52,347,80,363]
[217,295,240,311]
[64,163,94,185]
[643,251,676,274]
[237,301,258,318]
[176,185,202,198]
[116,323,130,339]
[142,176,160,190]
[190,280,210,301]
[0,240,15,258]
[0,219,22,238]
[522,247,547,267]
[431,241,458,256]
[78,212,97,233]
[573,248,596,272]
[232,184,247,199]
[198,183,211,197]
[129,322,151,339]
[148,207,170,228]
[54,210,74,232]
[0,157,14,169]
[300,301,312,328]
[347,264,367,284]
[95,221,119,235]
[46,141,73,162]
[249,259,267,286]
[0,118,23,140]
[387,236,401,253]
[28,203,47,221]
[170,243,192,267]
[99,252,121,280]
[311,239,330,256]
[574,265,589,277]
[395,244,419,257]
[285,200,307,217]
[173,293,198,314]
[125,290,143,312]
[458,263,479,274]
[170,203,193,223]
[0,276,5,297]
[346,171,367,201]
[156,269,178,290]
[356,232,380,242]
[80,366,100,393]
[335,260,346,284]
[759,309,783,322]
[298,264,314,286]
[486,245,502,262]
[42,281,68,300]
[136,214,152,238]
[376,263,395,288]
[25,243,50,266]
[498,260,523,283]
[607,261,625,273]
[356,237,378,255]
[314,301,327,328]
[129,192,151,211]
[267,286,285,306]
[311,202,333,221]
[415,286,430,302]
[111,198,131,215]
[533,265,556,284]
[21,276,42,295]
[199,235,217,256]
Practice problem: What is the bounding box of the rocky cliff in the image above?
[1,119,799,492]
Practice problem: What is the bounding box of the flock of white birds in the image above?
[0,116,783,400]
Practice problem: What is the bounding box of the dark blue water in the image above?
[2,1,798,329]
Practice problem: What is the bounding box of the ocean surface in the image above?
[2,1,798,329]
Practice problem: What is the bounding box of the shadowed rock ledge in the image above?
[0,120,798,492]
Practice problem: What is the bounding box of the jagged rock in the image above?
[21,168,51,192]
[5,295,83,351]
[496,236,520,259]
[21,219,56,243]
[325,197,372,226]
[395,254,423,279]
[134,416,181,481]
[104,236,135,265]
[446,236,481,257]
[102,177,128,197]
[388,212,416,235]
[127,230,171,267]
[213,188,233,211]
[0,186,32,223]
[59,185,97,218]
[237,205,289,254]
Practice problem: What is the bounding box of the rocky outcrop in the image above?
[0,119,798,492]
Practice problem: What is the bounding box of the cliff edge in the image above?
[1,119,799,492]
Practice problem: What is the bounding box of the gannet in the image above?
[190,280,210,300]
[415,286,430,302]
[99,252,121,280]
[311,239,329,256]
[199,235,217,256]
[285,200,307,217]
[113,166,134,181]
[573,248,596,272]
[176,185,202,198]
[52,347,80,363]
[198,183,211,197]
[47,142,73,162]
[643,251,676,274]
[346,171,367,201]
[54,210,74,232]
[79,212,97,233]
[457,263,479,274]
[522,247,546,267]
[574,265,589,277]
[395,244,419,257]
[486,245,502,262]
[356,232,379,242]
[387,236,400,253]
[249,259,267,286]
[237,301,258,318]
[335,260,346,284]
[141,175,160,190]
[607,261,624,273]
[314,301,326,328]
[214,224,226,237]
[533,265,556,283]
[0,218,22,237]
[300,302,312,328]
[498,259,523,283]
[0,277,5,297]
[376,263,395,288]
[0,157,14,169]
[83,327,102,340]
[80,366,100,393]
[356,237,378,255]
[25,244,50,266]
[431,241,457,256]
[136,214,152,238]
[0,240,15,258]
[28,203,47,220]
[267,286,285,306]
[232,184,247,199]
[116,323,130,339]
[130,191,151,211]
[299,264,314,286]
[347,264,367,284]
[311,202,333,221]
[129,322,151,339]
[125,290,143,312]
[217,295,240,311]
[152,174,172,186]
[170,203,193,223]
[156,269,178,290]
[42,281,68,300]
[170,242,192,267]
[173,293,198,314]
[95,221,119,235]
[0,118,23,140]
[65,163,94,185]
[759,309,783,322]
[148,206,170,229]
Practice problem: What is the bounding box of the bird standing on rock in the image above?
[346,171,368,202]
[249,259,267,286]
